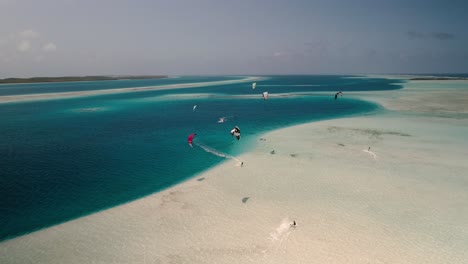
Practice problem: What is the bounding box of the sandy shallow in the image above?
[1,79,468,264]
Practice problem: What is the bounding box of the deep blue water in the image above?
[0,75,403,241]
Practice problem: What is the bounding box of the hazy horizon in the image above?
[1,73,468,80]
[1,0,467,78]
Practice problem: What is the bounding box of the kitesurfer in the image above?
[290,220,297,227]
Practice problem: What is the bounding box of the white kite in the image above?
[230,126,241,140]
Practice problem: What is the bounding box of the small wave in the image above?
[76,107,104,113]
[260,84,325,87]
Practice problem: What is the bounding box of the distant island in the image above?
[410,76,468,81]
[0,75,168,84]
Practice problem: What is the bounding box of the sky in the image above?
[0,0,467,77]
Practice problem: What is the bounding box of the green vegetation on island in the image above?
[0,75,168,84]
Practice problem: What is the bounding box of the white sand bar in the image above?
[0,76,264,104]
[1,79,468,263]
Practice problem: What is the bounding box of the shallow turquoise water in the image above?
[0,75,402,241]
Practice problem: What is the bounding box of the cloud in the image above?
[19,29,39,39]
[431,32,454,40]
[43,42,57,52]
[407,31,455,40]
[17,40,31,52]
[407,31,425,39]
[273,52,285,57]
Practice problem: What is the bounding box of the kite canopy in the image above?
[230,126,241,140]
[188,133,196,146]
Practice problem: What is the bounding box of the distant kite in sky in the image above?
[334,91,343,100]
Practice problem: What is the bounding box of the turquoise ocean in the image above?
[0,75,403,241]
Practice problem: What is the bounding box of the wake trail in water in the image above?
[363,149,378,160]
[194,142,242,164]
[262,218,296,262]
[269,218,295,241]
